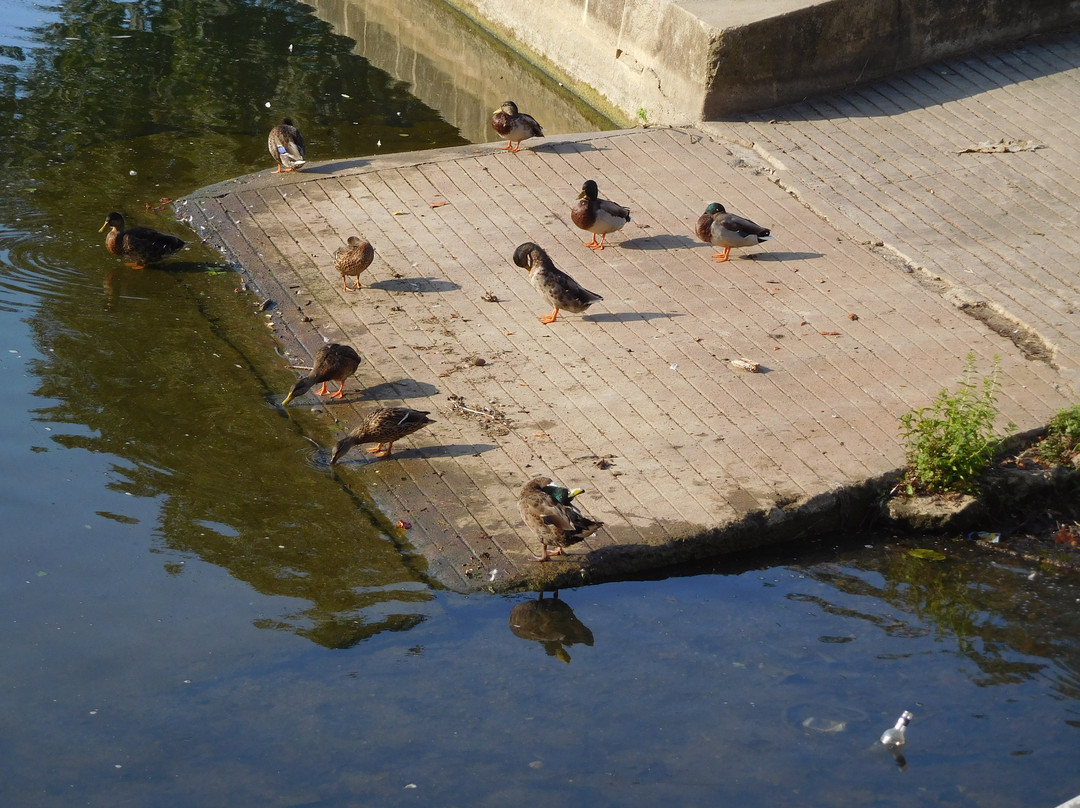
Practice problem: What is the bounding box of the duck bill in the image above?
[98,221,110,233]
[330,439,352,465]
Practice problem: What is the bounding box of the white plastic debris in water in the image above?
[880,710,913,749]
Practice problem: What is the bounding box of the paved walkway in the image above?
[179,31,1079,593]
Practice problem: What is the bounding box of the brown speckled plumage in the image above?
[334,236,375,290]
[331,407,434,462]
[282,343,361,405]
[512,242,602,324]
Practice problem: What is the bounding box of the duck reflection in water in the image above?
[508,591,594,663]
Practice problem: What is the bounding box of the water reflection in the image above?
[509,590,595,662]
[310,0,615,143]
[794,542,1079,694]
[0,0,513,646]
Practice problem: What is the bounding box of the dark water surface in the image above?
[1,1,1077,806]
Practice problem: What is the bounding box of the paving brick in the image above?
[182,36,1080,591]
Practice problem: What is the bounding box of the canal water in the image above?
[1,1,1077,806]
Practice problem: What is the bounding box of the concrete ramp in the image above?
[180,122,1068,593]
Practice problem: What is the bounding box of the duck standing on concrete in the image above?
[330,407,434,461]
[99,212,186,269]
[334,236,375,290]
[282,343,361,405]
[491,101,543,152]
[518,476,604,562]
[695,202,772,262]
[513,242,603,324]
[268,118,306,173]
[571,179,631,250]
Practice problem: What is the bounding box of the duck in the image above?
[268,118,306,173]
[331,407,434,462]
[98,212,186,269]
[281,343,361,405]
[695,202,772,262]
[518,476,604,562]
[491,101,543,152]
[571,180,631,250]
[512,242,602,324]
[334,236,375,290]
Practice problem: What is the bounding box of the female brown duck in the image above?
[331,407,434,461]
[334,236,375,290]
[513,242,602,324]
[268,118,306,173]
[99,212,186,269]
[282,343,361,405]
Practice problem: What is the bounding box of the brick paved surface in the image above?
[180,36,1080,591]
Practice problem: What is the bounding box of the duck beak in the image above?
[330,438,351,465]
[576,189,587,200]
[99,221,110,233]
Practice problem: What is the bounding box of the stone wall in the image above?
[438,0,1080,123]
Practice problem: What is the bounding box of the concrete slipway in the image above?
[178,24,1080,594]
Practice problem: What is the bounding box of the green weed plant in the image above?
[899,353,1012,495]
[1036,404,1080,465]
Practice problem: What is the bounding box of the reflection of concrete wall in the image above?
[309,0,616,142]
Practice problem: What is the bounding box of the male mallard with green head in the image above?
[571,179,631,250]
[331,407,434,462]
[518,476,604,562]
[334,236,375,290]
[282,343,361,405]
[695,202,772,262]
[513,242,602,324]
[491,101,543,152]
[99,212,186,269]
[268,118,306,173]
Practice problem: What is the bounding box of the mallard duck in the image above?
[518,476,604,562]
[695,202,772,262]
[282,343,361,405]
[98,212,185,269]
[268,118,306,173]
[334,236,375,290]
[331,407,434,462]
[491,101,543,152]
[571,180,631,250]
[512,242,602,324]
[509,591,595,662]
